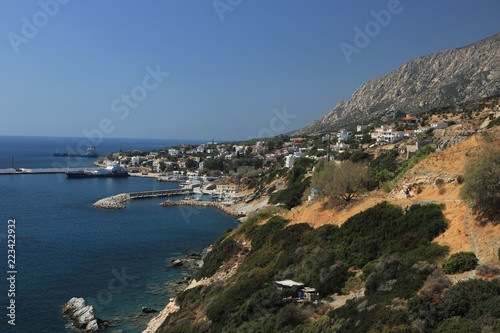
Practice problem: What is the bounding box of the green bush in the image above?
[250,216,289,251]
[395,144,435,182]
[441,251,478,274]
[196,236,241,279]
[269,177,311,209]
[336,202,448,268]
[460,144,500,224]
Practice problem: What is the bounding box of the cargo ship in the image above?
[54,147,98,158]
[65,162,129,179]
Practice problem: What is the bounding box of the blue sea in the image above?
[0,136,238,333]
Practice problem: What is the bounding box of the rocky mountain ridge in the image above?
[295,33,500,135]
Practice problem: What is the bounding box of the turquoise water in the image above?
[0,137,237,332]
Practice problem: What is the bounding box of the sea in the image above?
[0,136,238,333]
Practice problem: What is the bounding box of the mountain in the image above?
[295,33,500,135]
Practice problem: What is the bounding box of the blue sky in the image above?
[0,0,499,141]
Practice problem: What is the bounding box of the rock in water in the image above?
[171,259,183,267]
[62,297,99,332]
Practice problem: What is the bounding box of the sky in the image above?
[0,0,499,141]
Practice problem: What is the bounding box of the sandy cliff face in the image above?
[295,33,500,135]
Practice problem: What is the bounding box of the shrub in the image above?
[196,236,241,279]
[435,317,481,333]
[441,252,478,274]
[476,264,500,278]
[275,303,306,331]
[460,144,500,224]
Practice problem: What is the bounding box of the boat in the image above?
[65,162,129,179]
[54,147,98,158]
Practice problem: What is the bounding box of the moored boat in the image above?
[66,162,129,179]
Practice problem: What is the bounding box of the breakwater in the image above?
[160,200,244,217]
[93,189,192,209]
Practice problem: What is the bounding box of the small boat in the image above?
[54,146,98,158]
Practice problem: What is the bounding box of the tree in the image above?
[460,144,500,224]
[442,252,478,274]
[312,160,371,206]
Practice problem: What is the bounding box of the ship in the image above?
[65,162,129,179]
[54,147,98,158]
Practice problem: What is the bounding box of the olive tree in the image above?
[312,160,371,206]
[460,144,500,224]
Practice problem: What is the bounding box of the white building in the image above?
[337,129,353,142]
[285,155,296,168]
[356,125,368,132]
[168,148,180,156]
[430,122,448,129]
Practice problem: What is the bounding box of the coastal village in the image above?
[98,112,457,183]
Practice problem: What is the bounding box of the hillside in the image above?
[295,33,500,135]
[147,103,500,333]
[288,132,500,267]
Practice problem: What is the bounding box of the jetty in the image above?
[129,189,192,199]
[93,189,193,209]
[0,167,93,175]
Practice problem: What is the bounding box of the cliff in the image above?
[295,33,500,135]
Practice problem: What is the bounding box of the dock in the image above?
[0,167,98,175]
[129,189,193,199]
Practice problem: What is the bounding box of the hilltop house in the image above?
[430,122,448,129]
[401,115,420,126]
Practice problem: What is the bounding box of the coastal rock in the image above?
[62,297,99,332]
[93,193,130,209]
[171,259,183,267]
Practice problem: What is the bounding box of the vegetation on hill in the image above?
[144,96,500,333]
[312,160,372,207]
[460,141,500,224]
[155,202,500,333]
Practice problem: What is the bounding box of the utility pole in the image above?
[327,134,331,162]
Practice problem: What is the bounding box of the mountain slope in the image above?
[295,33,500,135]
